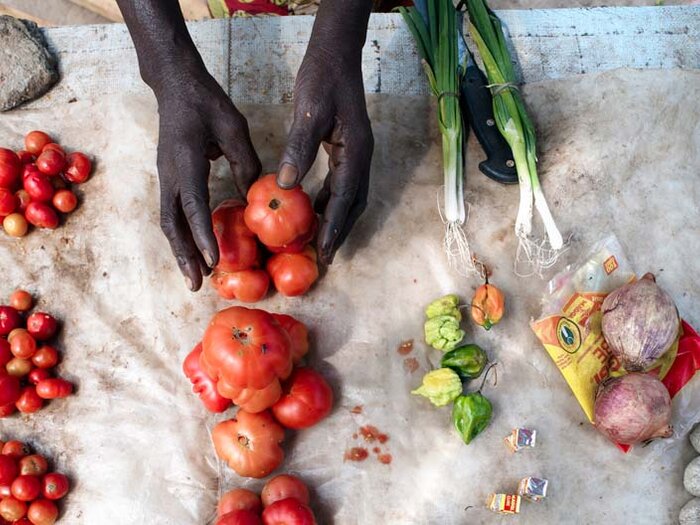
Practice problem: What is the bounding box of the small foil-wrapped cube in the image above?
[504,428,537,452]
[518,477,548,502]
[486,493,521,514]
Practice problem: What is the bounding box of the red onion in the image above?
[601,273,679,371]
[593,372,672,445]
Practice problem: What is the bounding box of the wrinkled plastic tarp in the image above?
[0,68,698,524]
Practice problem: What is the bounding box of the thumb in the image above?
[278,110,329,189]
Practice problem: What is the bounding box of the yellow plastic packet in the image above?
[531,235,636,422]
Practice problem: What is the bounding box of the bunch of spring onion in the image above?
[400,0,477,274]
[465,0,564,273]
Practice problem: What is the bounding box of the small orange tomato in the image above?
[266,246,319,297]
[470,283,505,330]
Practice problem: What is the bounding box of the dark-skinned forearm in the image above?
[308,0,373,60]
[116,0,206,94]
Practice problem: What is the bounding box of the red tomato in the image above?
[0,189,17,216]
[0,307,21,336]
[10,331,37,359]
[27,499,57,525]
[0,149,20,190]
[261,475,310,507]
[217,378,282,414]
[218,488,263,516]
[0,340,11,368]
[266,220,317,254]
[244,174,315,248]
[1,441,30,459]
[18,455,47,477]
[201,307,292,390]
[10,476,41,501]
[271,368,333,430]
[9,291,32,312]
[63,152,91,184]
[28,369,51,386]
[24,132,52,156]
[212,410,285,479]
[41,473,68,500]
[261,498,316,525]
[212,200,259,272]
[266,247,319,297]
[216,510,263,525]
[40,144,64,156]
[0,403,16,418]
[23,172,54,203]
[271,314,309,365]
[0,496,26,521]
[182,343,232,413]
[5,358,32,378]
[2,213,28,237]
[0,376,20,406]
[15,191,30,213]
[0,456,18,485]
[31,347,58,369]
[25,313,57,341]
[35,379,72,400]
[211,270,269,303]
[15,387,43,414]
[21,164,39,183]
[24,203,58,230]
[35,151,64,177]
[16,151,34,165]
[51,190,77,213]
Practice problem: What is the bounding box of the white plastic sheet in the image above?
[0,68,698,524]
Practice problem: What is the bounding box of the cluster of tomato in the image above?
[211,174,319,302]
[0,290,73,417]
[183,307,333,478]
[0,439,70,525]
[216,474,316,525]
[0,131,92,237]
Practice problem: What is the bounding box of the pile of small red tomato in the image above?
[0,438,70,525]
[183,306,333,479]
[211,174,319,302]
[216,474,317,525]
[0,131,92,237]
[0,290,73,417]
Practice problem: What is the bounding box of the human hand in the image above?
[277,2,374,265]
[155,70,260,290]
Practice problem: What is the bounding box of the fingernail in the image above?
[185,276,194,291]
[203,249,214,268]
[278,163,298,188]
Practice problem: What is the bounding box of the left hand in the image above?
[277,43,374,265]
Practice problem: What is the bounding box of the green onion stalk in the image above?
[400,1,477,274]
[465,0,564,273]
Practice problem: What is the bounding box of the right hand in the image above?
[154,70,261,291]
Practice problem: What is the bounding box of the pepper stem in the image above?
[477,362,498,394]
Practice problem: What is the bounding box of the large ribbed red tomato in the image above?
[261,498,316,525]
[182,343,232,413]
[217,378,282,414]
[271,368,333,430]
[201,307,292,390]
[244,174,315,249]
[211,269,269,303]
[212,410,285,479]
[271,314,308,365]
[212,200,260,273]
[266,247,319,297]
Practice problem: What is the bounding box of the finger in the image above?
[317,132,373,264]
[175,148,219,270]
[215,113,261,198]
[160,190,206,291]
[278,104,332,189]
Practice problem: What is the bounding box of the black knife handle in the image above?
[461,64,518,184]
